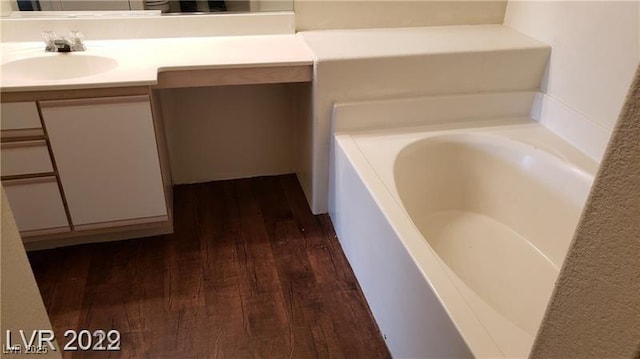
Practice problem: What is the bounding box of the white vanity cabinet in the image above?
[1,91,172,249]
[40,96,168,229]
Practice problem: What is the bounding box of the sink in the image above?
[2,54,118,82]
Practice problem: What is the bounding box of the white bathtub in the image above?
[330,120,597,358]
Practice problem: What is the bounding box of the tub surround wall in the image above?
[294,0,506,31]
[504,1,640,161]
[331,91,537,133]
[529,93,611,164]
[531,65,640,359]
[298,25,550,213]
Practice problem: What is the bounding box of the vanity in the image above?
[1,90,169,247]
[1,13,314,249]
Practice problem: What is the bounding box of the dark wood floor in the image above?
[28,175,390,359]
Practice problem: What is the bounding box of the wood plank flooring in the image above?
[28,175,391,359]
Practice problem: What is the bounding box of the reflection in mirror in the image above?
[14,0,293,13]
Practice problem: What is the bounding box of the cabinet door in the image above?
[40,96,167,228]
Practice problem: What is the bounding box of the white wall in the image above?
[504,1,640,161]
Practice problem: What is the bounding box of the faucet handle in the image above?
[67,30,86,52]
[42,30,59,52]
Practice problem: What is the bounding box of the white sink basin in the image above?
[2,54,118,82]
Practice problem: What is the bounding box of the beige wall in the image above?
[158,84,298,184]
[0,0,16,15]
[294,0,507,31]
[531,65,640,359]
[504,1,640,161]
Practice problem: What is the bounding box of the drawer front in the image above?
[1,102,44,139]
[1,140,54,177]
[3,177,69,234]
[1,102,42,130]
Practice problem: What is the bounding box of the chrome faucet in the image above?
[43,30,86,52]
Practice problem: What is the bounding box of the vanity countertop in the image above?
[0,34,314,92]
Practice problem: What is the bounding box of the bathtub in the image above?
[330,120,597,358]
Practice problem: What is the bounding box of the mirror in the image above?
[14,0,293,14]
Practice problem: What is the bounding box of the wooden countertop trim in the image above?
[154,65,313,89]
[39,95,150,108]
[1,86,151,103]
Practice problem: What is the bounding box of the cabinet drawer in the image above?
[1,102,44,138]
[3,177,69,235]
[1,140,54,177]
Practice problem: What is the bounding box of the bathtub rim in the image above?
[394,131,593,177]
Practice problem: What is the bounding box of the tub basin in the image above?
[395,134,591,336]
